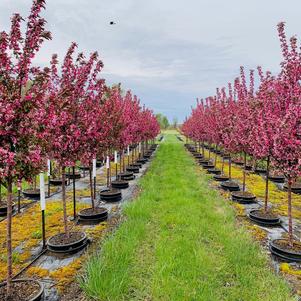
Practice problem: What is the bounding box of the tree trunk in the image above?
[287,177,293,247]
[243,152,246,192]
[119,152,123,173]
[109,158,111,187]
[252,156,257,170]
[72,166,76,219]
[264,156,270,212]
[68,168,71,186]
[214,145,218,167]
[6,179,13,300]
[229,157,232,179]
[61,166,69,237]
[221,157,224,173]
[89,165,95,210]
[107,161,110,188]
[17,180,21,214]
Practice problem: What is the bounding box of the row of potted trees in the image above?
[182,22,301,262]
[0,0,159,300]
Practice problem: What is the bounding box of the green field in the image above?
[80,132,295,301]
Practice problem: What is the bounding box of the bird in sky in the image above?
[110,21,116,25]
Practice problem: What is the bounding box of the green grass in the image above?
[80,133,296,301]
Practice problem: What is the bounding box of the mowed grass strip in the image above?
[80,133,295,301]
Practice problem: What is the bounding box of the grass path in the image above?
[81,133,295,301]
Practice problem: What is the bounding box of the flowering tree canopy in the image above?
[0,0,51,184]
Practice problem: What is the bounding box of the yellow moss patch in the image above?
[246,224,267,241]
[111,205,118,213]
[85,222,108,239]
[66,188,91,198]
[50,258,82,290]
[27,266,50,278]
[232,203,245,217]
[0,199,88,281]
[280,263,301,278]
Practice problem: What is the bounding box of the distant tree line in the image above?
[156,114,178,130]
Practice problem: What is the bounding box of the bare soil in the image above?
[79,207,107,216]
[251,209,278,219]
[274,239,301,253]
[0,280,41,301]
[48,232,85,246]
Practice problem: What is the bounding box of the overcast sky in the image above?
[1,0,301,121]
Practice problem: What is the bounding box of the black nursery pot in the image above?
[270,239,301,262]
[207,168,221,175]
[268,175,285,183]
[100,188,122,202]
[22,188,40,199]
[233,160,244,166]
[78,207,108,222]
[0,279,44,301]
[254,168,267,174]
[118,172,135,181]
[132,162,142,168]
[0,202,16,216]
[111,180,129,189]
[244,165,253,171]
[47,231,88,254]
[231,191,256,204]
[96,161,103,168]
[193,154,203,159]
[213,174,229,182]
[202,163,215,170]
[248,209,280,227]
[220,180,240,191]
[66,172,81,180]
[199,159,210,166]
[79,166,90,171]
[49,178,68,186]
[126,165,140,174]
[137,158,147,164]
[283,183,301,194]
